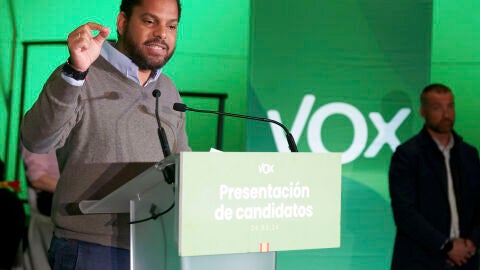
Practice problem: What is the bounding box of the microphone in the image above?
[152,89,175,184]
[152,89,171,157]
[173,103,298,152]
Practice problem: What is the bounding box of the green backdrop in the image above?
[249,1,430,268]
[248,0,480,269]
[1,0,480,269]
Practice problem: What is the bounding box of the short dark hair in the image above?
[420,83,452,106]
[120,0,182,21]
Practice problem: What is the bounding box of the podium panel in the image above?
[178,152,341,257]
[80,152,341,270]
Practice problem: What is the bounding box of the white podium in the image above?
[79,152,341,270]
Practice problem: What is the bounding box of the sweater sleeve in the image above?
[21,66,84,154]
[20,143,60,182]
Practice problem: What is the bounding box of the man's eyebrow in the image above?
[141,12,179,23]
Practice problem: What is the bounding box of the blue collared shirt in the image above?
[61,41,162,87]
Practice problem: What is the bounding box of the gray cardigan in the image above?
[21,56,190,249]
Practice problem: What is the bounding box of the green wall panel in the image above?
[249,0,432,268]
[431,0,480,149]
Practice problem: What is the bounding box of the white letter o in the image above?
[307,102,367,164]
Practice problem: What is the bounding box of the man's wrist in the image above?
[440,239,454,255]
[62,58,89,80]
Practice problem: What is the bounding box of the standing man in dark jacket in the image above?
[389,83,480,269]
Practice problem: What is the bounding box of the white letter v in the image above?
[267,94,315,152]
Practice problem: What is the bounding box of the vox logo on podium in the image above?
[258,163,274,175]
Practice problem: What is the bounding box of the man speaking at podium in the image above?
[20,0,190,269]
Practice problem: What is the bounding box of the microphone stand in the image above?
[152,90,175,184]
[173,103,298,152]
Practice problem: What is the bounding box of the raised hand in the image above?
[66,22,110,72]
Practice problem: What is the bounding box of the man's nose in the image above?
[154,27,167,40]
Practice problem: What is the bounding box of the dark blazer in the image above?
[389,127,480,269]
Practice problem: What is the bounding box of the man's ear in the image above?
[419,106,425,118]
[117,11,127,36]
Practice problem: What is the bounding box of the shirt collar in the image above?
[433,133,454,153]
[100,41,162,86]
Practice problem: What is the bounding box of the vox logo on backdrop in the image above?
[267,94,411,164]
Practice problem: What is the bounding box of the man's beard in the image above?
[429,119,454,134]
[122,29,174,70]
